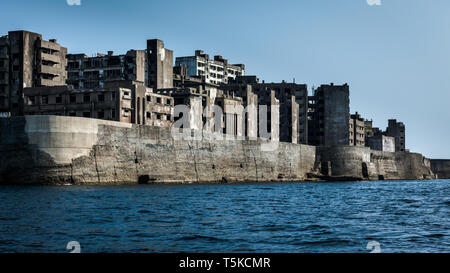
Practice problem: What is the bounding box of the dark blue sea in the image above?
[0,180,449,253]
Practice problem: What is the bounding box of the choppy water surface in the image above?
[0,180,449,253]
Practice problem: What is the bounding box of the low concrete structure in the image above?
[430,160,450,179]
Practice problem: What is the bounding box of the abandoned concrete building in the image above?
[66,50,147,89]
[175,50,245,85]
[155,86,246,137]
[385,119,406,152]
[223,76,307,144]
[349,112,366,146]
[366,134,396,152]
[363,118,406,152]
[147,39,173,90]
[0,29,408,152]
[0,30,67,116]
[23,80,173,127]
[308,83,350,147]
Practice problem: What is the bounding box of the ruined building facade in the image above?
[308,83,350,147]
[147,39,173,90]
[349,112,365,147]
[23,80,173,127]
[223,76,307,144]
[0,30,67,116]
[385,119,406,152]
[175,50,245,85]
[66,50,147,89]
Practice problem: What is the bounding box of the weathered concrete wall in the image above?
[0,116,437,185]
[430,160,450,179]
[316,146,435,181]
[0,116,316,185]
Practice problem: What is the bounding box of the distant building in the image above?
[147,39,173,90]
[385,119,406,152]
[308,83,350,146]
[366,134,396,153]
[0,30,67,116]
[66,50,147,89]
[23,81,173,127]
[224,76,307,144]
[175,50,245,85]
[349,112,365,146]
[155,86,244,136]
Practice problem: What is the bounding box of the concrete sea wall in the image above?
[430,160,450,179]
[317,146,435,181]
[0,116,437,185]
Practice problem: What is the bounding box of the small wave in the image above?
[0,217,19,221]
[137,209,152,214]
[177,235,228,242]
[424,233,446,238]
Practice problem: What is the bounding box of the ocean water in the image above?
[0,180,449,253]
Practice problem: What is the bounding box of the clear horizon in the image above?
[1,0,449,159]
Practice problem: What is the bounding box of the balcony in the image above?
[38,65,61,76]
[37,40,61,52]
[37,78,58,86]
[38,52,60,64]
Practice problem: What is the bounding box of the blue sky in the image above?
[1,0,449,158]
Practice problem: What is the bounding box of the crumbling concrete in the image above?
[0,116,437,185]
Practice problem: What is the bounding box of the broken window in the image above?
[41,95,48,105]
[55,96,63,104]
[28,96,35,105]
[83,95,90,103]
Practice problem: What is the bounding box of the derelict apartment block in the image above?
[0,30,67,116]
